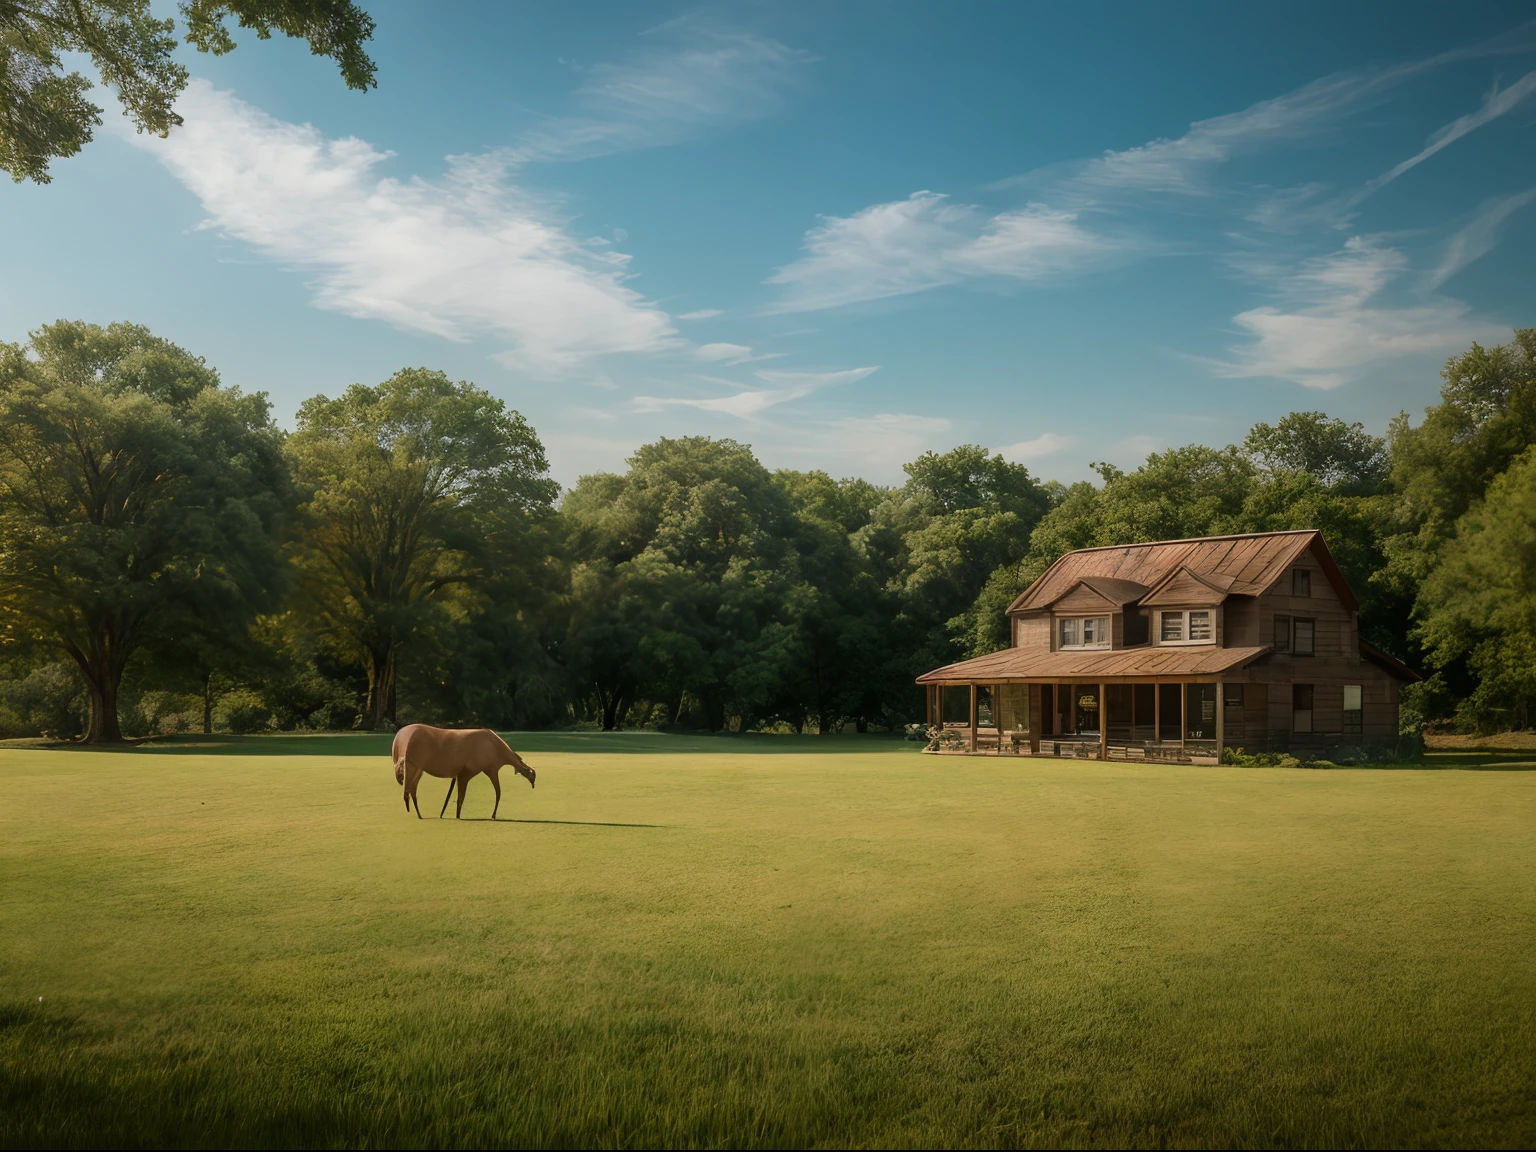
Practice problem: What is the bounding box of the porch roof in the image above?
[916,644,1272,684]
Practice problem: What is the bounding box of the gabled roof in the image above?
[1139,566,1235,607]
[1008,530,1357,614]
[917,645,1272,684]
[1041,576,1150,609]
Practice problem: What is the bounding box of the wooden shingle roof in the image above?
[916,645,1272,684]
[1008,530,1356,614]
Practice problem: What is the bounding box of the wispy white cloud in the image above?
[1358,70,1536,200]
[1000,32,1536,201]
[1429,190,1536,287]
[129,81,678,372]
[513,26,811,163]
[694,342,755,364]
[767,193,1108,312]
[679,308,723,320]
[999,432,1072,463]
[1213,237,1506,389]
[633,365,877,419]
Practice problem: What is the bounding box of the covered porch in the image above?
[915,643,1270,764]
[922,680,1237,764]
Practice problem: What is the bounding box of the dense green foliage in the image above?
[2,737,1533,1147]
[1,320,1532,739]
[0,321,287,741]
[1,0,375,183]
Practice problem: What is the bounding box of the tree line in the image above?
[1,320,1533,742]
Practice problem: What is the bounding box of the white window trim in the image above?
[1058,615,1111,650]
[1158,609,1216,646]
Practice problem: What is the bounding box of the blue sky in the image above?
[4,2,1535,486]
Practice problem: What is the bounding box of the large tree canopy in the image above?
[286,368,556,731]
[1,0,375,183]
[0,321,287,741]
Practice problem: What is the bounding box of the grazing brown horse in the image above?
[392,724,536,820]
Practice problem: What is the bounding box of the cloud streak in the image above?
[1213,237,1506,389]
[999,432,1072,463]
[767,193,1108,312]
[129,81,678,371]
[1358,70,1536,200]
[1428,190,1536,288]
[633,366,877,419]
[512,26,811,163]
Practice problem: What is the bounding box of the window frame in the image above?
[1292,684,1314,734]
[1293,568,1311,597]
[1158,609,1216,646]
[1292,617,1316,656]
[1058,615,1111,650]
[1343,683,1362,734]
[1274,614,1291,653]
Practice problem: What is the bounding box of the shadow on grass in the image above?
[7,729,918,758]
[457,818,666,828]
[1418,751,1536,771]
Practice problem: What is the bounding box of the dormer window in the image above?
[1059,616,1110,649]
[1160,609,1213,645]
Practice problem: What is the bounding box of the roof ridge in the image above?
[1047,529,1316,557]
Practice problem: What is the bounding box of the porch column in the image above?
[1098,681,1108,761]
[1029,684,1041,755]
[1215,679,1225,755]
[969,682,978,752]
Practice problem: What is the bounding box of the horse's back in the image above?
[394,724,504,774]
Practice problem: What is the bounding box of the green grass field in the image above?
[2,733,1534,1149]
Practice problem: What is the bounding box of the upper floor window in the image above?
[1159,609,1213,644]
[1274,615,1314,654]
[1059,616,1110,649]
[1293,618,1315,655]
[1293,569,1311,596]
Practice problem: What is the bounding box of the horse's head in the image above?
[512,758,536,788]
[394,763,405,786]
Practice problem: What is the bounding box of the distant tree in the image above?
[286,369,556,731]
[1416,445,1536,731]
[1,0,376,183]
[1380,331,1536,589]
[561,438,805,732]
[878,445,1052,670]
[1244,411,1387,493]
[0,321,288,741]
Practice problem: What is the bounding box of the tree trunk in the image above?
[202,671,215,735]
[367,647,397,730]
[703,692,726,732]
[600,684,628,731]
[71,633,128,744]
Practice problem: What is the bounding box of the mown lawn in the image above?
[1,732,1533,1148]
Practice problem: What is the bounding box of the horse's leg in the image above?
[488,767,502,820]
[439,778,455,819]
[454,772,469,819]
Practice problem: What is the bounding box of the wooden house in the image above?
[916,530,1417,761]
